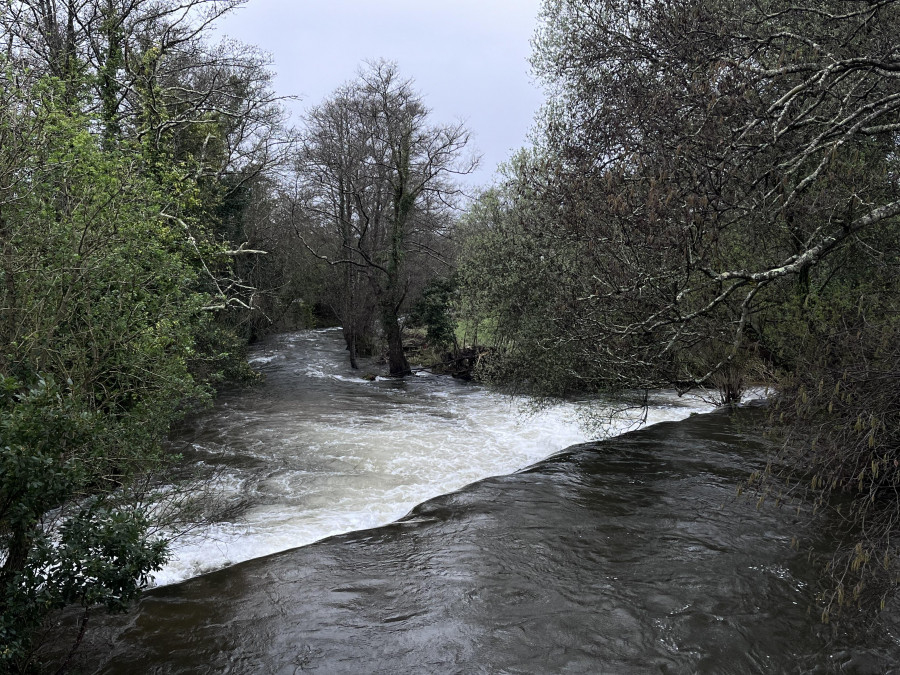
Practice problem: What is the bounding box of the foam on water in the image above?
[152,330,713,586]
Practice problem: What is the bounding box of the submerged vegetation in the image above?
[2,0,900,669]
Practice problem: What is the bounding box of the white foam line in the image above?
[151,334,714,587]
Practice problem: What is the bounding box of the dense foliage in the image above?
[0,0,291,669]
[459,0,900,618]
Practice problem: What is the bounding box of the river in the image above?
[41,329,900,673]
[150,329,712,587]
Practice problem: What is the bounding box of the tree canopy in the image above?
[0,0,292,668]
[292,61,476,375]
[459,0,900,618]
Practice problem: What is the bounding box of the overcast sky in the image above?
[216,0,546,188]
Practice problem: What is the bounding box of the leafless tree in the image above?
[293,61,477,374]
[526,0,900,398]
[1,0,293,178]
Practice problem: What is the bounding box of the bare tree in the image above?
[294,61,477,375]
[0,0,293,176]
[519,0,900,397]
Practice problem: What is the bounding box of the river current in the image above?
[152,329,712,587]
[42,329,900,673]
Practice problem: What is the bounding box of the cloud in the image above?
[217,0,545,186]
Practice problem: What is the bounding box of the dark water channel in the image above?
[51,410,900,673]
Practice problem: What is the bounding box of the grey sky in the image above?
[217,0,546,188]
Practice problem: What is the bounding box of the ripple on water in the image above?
[153,329,713,587]
[42,405,900,674]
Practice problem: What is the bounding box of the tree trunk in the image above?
[339,173,360,369]
[344,326,359,369]
[0,208,16,371]
[381,308,410,376]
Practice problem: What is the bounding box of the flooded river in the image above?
[43,330,900,673]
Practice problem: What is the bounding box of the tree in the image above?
[0,73,203,671]
[521,0,900,395]
[465,0,900,396]
[460,0,900,616]
[294,61,476,375]
[0,0,292,667]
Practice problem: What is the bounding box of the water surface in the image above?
[153,329,709,586]
[42,330,900,673]
[51,410,900,673]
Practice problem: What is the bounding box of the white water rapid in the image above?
[152,329,714,586]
